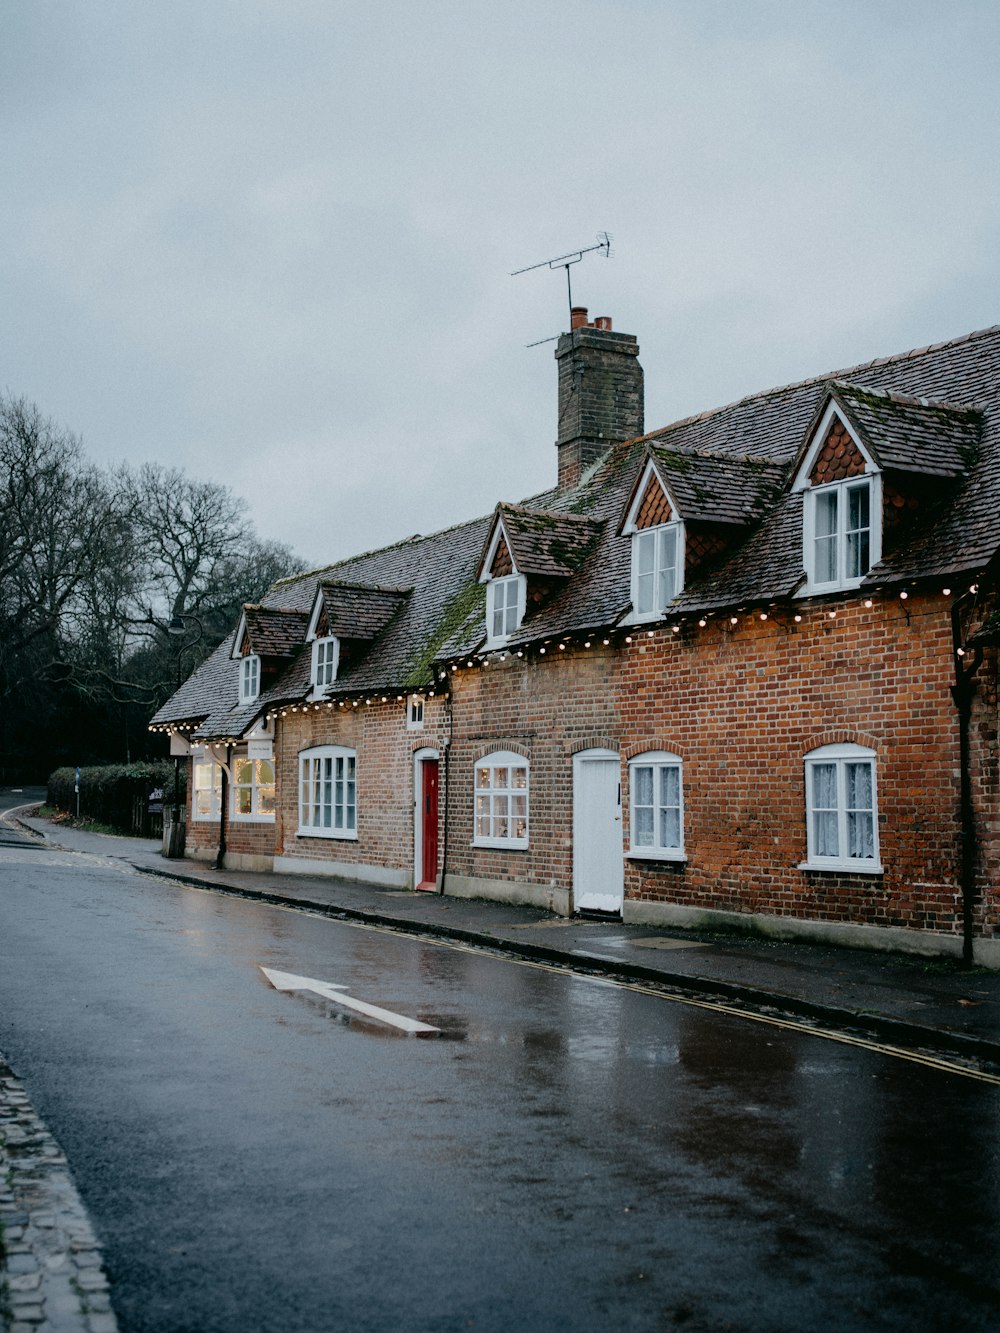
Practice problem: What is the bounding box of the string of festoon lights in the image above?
[434,579,982,678]
[148,578,984,736]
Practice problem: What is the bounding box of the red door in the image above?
[418,759,439,891]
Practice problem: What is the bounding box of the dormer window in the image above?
[240,654,260,703]
[620,458,684,623]
[806,477,877,590]
[311,635,339,690]
[487,574,526,645]
[794,401,882,595]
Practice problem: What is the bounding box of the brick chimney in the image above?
[555,309,643,488]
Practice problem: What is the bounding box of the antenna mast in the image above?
[511,232,613,324]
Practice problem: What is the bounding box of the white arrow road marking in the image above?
[261,967,439,1035]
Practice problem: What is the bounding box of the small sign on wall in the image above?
[248,739,273,760]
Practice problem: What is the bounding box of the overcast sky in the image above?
[3,1,999,567]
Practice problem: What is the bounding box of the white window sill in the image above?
[796,578,867,599]
[297,827,358,840]
[472,838,529,851]
[798,859,883,875]
[626,849,687,863]
[192,814,221,823]
[231,814,276,824]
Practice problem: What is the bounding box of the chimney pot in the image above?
[594,316,612,331]
[570,306,589,330]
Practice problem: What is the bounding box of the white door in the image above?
[573,750,624,914]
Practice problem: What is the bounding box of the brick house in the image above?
[150,310,1000,964]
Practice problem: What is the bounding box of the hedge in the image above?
[48,762,185,837]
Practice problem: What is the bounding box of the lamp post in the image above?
[166,613,204,856]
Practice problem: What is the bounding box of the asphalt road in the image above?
[1,821,999,1331]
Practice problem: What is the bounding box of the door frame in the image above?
[412,747,440,891]
[572,748,624,915]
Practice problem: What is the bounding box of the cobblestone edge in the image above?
[0,1053,117,1333]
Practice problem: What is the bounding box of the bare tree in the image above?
[0,399,305,776]
[0,395,124,700]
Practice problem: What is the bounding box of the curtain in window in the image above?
[814,491,838,583]
[811,762,839,857]
[845,761,874,859]
[846,484,871,579]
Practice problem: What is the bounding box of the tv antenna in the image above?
[511,232,613,336]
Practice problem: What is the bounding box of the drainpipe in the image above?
[950,595,985,966]
[439,693,453,896]
[216,744,232,871]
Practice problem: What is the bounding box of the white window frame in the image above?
[311,635,340,692]
[407,694,425,730]
[191,749,222,821]
[298,745,358,840]
[626,751,685,861]
[801,743,882,873]
[485,574,526,647]
[802,475,881,594]
[240,654,261,703]
[473,750,529,849]
[629,523,684,622]
[231,751,276,822]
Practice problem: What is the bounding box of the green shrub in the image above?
[47,761,184,836]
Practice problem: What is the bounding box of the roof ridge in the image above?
[500,500,601,524]
[270,512,493,589]
[319,579,413,594]
[649,441,789,469]
[830,379,985,416]
[640,323,1000,441]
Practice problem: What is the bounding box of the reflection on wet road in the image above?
[1,848,998,1332]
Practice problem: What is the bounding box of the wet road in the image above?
[1,834,999,1331]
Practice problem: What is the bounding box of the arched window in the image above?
[803,743,881,871]
[473,751,529,848]
[627,751,684,859]
[299,746,357,839]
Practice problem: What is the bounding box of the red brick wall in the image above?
[447,593,998,940]
[446,646,620,890]
[274,695,449,878]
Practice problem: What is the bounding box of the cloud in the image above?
[1,0,999,563]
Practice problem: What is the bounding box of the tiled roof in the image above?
[150,518,491,737]
[443,322,1000,651]
[483,503,603,579]
[644,447,787,525]
[823,383,982,479]
[242,606,309,658]
[316,582,411,640]
[153,321,1000,726]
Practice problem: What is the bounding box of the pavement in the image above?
[9,807,1000,1072]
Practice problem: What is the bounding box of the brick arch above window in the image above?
[473,740,533,763]
[568,736,620,757]
[802,729,881,755]
[624,738,687,762]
